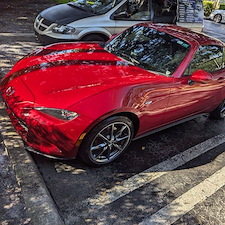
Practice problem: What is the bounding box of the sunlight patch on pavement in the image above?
[0,33,34,37]
[55,162,86,175]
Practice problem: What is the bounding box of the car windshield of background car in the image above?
[68,0,123,15]
[105,25,190,76]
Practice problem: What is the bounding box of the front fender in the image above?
[69,87,139,117]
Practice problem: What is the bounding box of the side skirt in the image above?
[133,113,209,141]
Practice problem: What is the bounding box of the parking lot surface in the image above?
[33,116,225,225]
[0,2,225,223]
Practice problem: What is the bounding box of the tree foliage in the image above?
[203,1,214,16]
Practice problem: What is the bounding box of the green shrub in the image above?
[219,3,225,9]
[203,1,214,16]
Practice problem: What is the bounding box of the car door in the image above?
[163,45,225,124]
[111,0,178,34]
[123,77,173,135]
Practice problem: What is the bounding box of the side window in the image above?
[184,45,223,76]
[113,0,151,21]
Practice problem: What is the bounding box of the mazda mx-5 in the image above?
[1,23,225,166]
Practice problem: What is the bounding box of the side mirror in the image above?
[190,70,212,84]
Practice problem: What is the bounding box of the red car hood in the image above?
[2,42,163,109]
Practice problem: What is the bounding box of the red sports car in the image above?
[1,23,225,166]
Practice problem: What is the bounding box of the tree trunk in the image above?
[214,0,220,10]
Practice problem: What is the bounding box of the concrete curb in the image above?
[0,99,64,225]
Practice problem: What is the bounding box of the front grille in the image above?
[39,26,46,31]
[35,15,53,32]
[42,18,53,26]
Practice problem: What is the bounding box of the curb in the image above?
[0,99,65,225]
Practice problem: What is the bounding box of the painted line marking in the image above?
[139,166,225,225]
[84,134,225,209]
[0,33,34,37]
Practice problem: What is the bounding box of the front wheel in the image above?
[79,116,134,166]
[213,14,222,23]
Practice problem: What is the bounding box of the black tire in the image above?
[82,34,107,42]
[210,99,225,119]
[213,14,222,23]
[79,116,134,166]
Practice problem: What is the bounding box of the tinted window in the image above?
[105,25,190,75]
[184,45,223,75]
[113,0,151,21]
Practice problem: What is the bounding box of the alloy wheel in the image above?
[214,14,222,23]
[89,121,132,163]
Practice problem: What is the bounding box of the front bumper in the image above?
[35,31,76,45]
[209,14,214,20]
[4,101,93,159]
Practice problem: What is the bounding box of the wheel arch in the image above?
[78,28,111,41]
[87,111,139,137]
[81,33,109,41]
[77,111,139,165]
[77,111,140,149]
[111,112,140,136]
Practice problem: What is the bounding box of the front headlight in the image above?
[52,25,76,34]
[34,107,78,121]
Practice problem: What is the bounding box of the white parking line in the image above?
[85,134,225,209]
[0,33,34,37]
[139,166,225,225]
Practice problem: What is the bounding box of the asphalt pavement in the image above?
[0,13,225,225]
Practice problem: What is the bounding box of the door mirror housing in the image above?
[190,70,212,84]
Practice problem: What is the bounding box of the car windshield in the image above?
[68,0,123,15]
[105,25,190,75]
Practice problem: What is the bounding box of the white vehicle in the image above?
[34,0,204,44]
[210,10,225,23]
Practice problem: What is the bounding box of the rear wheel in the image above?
[213,14,222,23]
[210,99,225,119]
[79,116,134,166]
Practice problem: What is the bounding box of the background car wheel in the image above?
[79,116,134,166]
[210,100,225,119]
[213,14,222,23]
[82,34,108,42]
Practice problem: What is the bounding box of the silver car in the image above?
[210,10,225,23]
[34,0,204,44]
